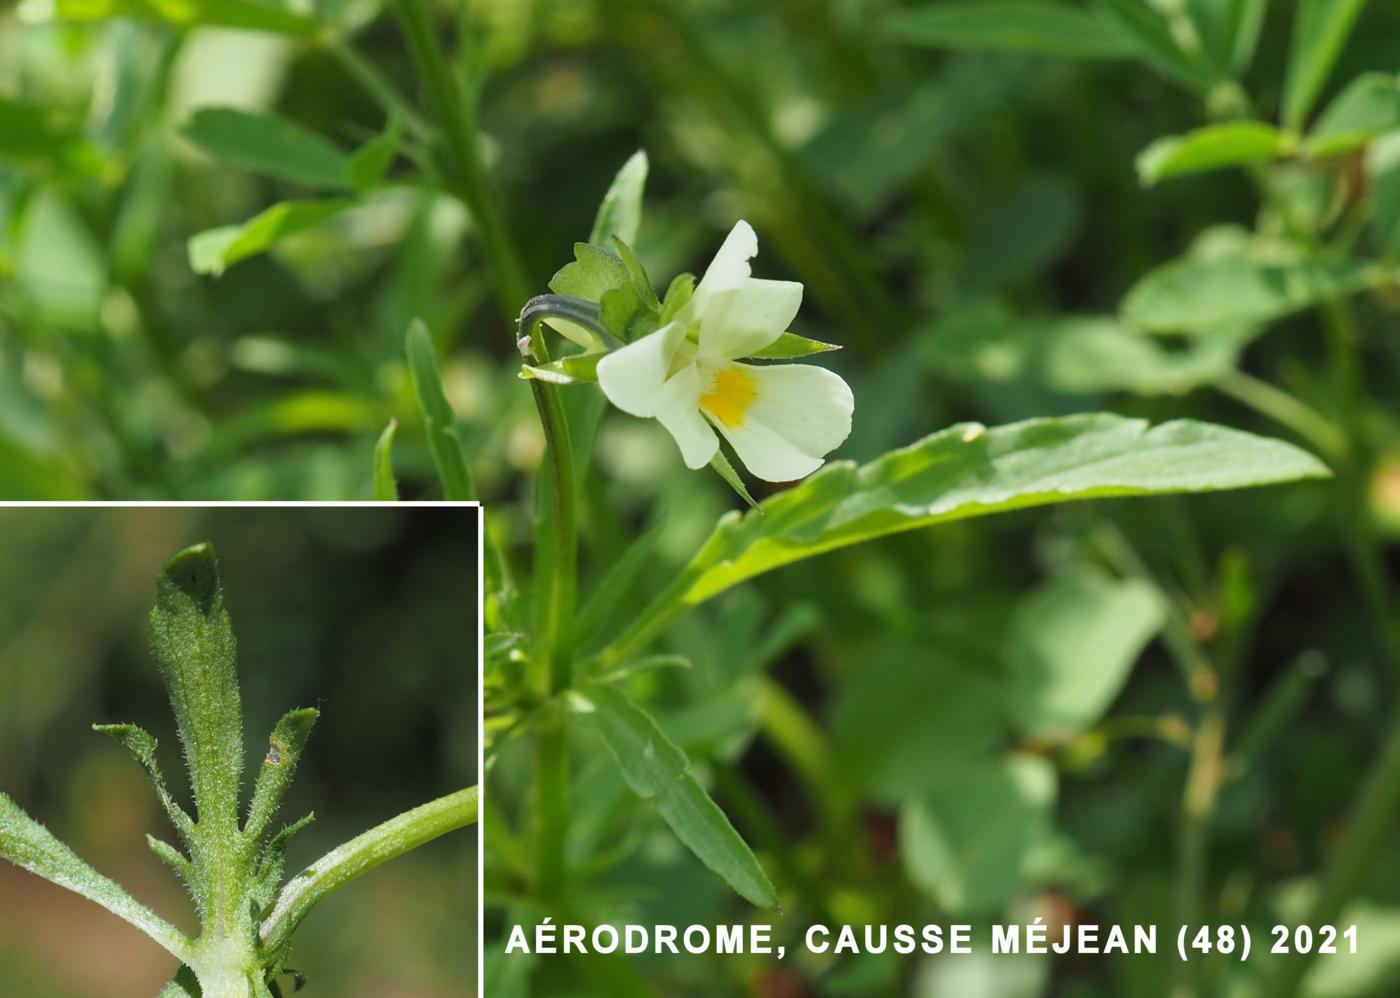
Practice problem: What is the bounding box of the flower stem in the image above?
[258,786,478,956]
[392,0,530,317]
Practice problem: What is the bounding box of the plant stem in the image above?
[393,0,531,317]
[1173,697,1226,998]
[326,38,433,140]
[258,786,479,955]
[1215,371,1346,463]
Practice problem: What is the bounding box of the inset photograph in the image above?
[0,503,479,997]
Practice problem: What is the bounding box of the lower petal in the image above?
[702,362,854,483]
[653,365,719,470]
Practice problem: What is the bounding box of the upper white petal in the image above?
[691,220,758,315]
[596,320,687,418]
[696,277,803,361]
[650,363,719,469]
[702,362,854,483]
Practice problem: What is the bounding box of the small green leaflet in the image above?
[671,414,1329,605]
[589,150,648,246]
[571,682,778,909]
[373,420,400,501]
[189,199,353,276]
[1137,121,1286,185]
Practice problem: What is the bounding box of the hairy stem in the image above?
[258,786,479,956]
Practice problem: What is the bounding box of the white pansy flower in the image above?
[596,221,854,483]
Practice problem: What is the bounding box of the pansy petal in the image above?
[691,220,758,313]
[697,277,804,361]
[701,362,853,483]
[597,320,687,418]
[651,363,719,469]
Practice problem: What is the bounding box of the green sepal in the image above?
[710,451,760,511]
[749,332,841,359]
[659,273,695,324]
[92,722,196,846]
[149,544,244,839]
[244,708,318,846]
[519,353,603,385]
[548,240,662,343]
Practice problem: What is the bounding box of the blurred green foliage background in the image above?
[0,506,477,996]
[4,0,1400,996]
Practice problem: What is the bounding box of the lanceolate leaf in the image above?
[406,319,476,500]
[883,1,1138,59]
[181,108,352,189]
[373,420,400,501]
[1092,0,1216,92]
[667,415,1328,605]
[1281,0,1369,131]
[572,683,778,909]
[149,543,244,838]
[92,722,195,844]
[188,199,354,276]
[0,793,191,960]
[244,707,319,844]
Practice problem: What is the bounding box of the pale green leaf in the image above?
[1305,73,1400,157]
[1006,571,1165,737]
[1123,250,1372,332]
[883,2,1137,59]
[406,319,476,500]
[181,108,351,189]
[900,756,1057,912]
[1281,0,1369,131]
[20,0,319,34]
[572,682,778,909]
[0,792,190,959]
[149,543,244,838]
[1137,121,1285,184]
[672,414,1329,605]
[589,150,648,246]
[372,420,400,501]
[188,199,353,276]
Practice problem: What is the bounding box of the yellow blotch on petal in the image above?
[700,366,758,428]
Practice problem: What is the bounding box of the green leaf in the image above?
[1306,73,1400,158]
[749,332,842,360]
[1123,249,1372,332]
[372,420,400,501]
[0,793,191,959]
[1184,0,1269,77]
[1137,121,1286,184]
[348,117,401,191]
[899,756,1057,912]
[589,150,648,246]
[548,242,628,301]
[572,682,778,909]
[149,544,244,838]
[188,199,354,276]
[405,319,476,500]
[659,272,695,324]
[92,723,195,844]
[1367,132,1400,254]
[244,707,318,845]
[883,1,1138,59]
[181,108,351,189]
[22,0,319,34]
[1092,0,1216,92]
[1281,0,1368,131]
[1006,571,1165,738]
[0,98,102,173]
[670,414,1329,606]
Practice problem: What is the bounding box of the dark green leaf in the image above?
[348,118,401,191]
[1306,73,1400,158]
[884,1,1137,58]
[573,682,778,908]
[1092,0,1216,92]
[1137,121,1286,184]
[406,319,476,500]
[181,108,351,189]
[0,98,102,173]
